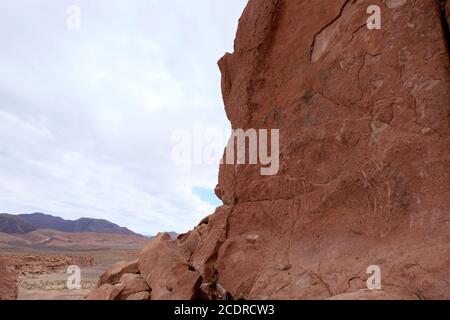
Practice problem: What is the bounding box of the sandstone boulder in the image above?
[86,273,151,300]
[117,273,150,300]
[139,233,202,300]
[85,283,126,300]
[98,259,139,286]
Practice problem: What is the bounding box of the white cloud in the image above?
[0,0,247,234]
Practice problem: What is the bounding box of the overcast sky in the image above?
[0,0,247,235]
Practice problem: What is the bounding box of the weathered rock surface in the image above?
[0,257,19,300]
[126,291,151,300]
[117,273,150,300]
[327,287,420,300]
[87,259,151,300]
[86,277,151,300]
[98,259,139,286]
[85,283,126,300]
[214,0,450,300]
[90,0,450,300]
[139,233,202,300]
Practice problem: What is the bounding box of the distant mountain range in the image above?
[0,213,140,236]
[0,214,36,234]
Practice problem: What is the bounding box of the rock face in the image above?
[86,260,150,300]
[327,287,420,300]
[212,0,450,300]
[91,0,450,300]
[0,257,19,300]
[97,259,139,286]
[139,233,202,300]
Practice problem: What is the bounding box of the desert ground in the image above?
[2,248,143,300]
[0,231,148,300]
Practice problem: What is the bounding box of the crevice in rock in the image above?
[188,264,196,272]
[435,0,450,58]
[347,275,365,290]
[196,207,234,300]
[346,22,367,47]
[191,276,205,300]
[310,270,333,297]
[203,240,222,282]
[310,0,352,61]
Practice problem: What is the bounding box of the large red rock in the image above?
[90,0,450,300]
[0,257,19,300]
[139,233,202,300]
[126,291,151,300]
[206,0,450,300]
[117,273,150,300]
[98,259,139,286]
[86,273,150,300]
[85,283,126,300]
[327,287,420,300]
